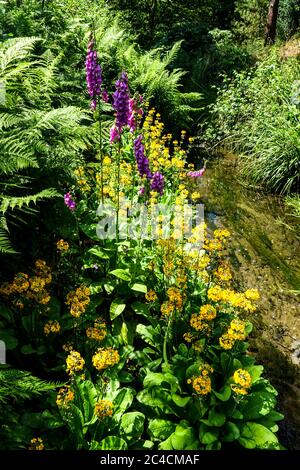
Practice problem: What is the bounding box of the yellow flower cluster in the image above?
[187,365,213,396]
[161,287,184,318]
[95,157,134,203]
[44,320,61,335]
[183,332,195,343]
[66,350,85,375]
[219,319,247,350]
[56,239,69,252]
[74,166,91,193]
[92,347,120,371]
[86,318,107,342]
[207,285,258,312]
[66,285,90,318]
[28,437,45,450]
[0,260,52,305]
[56,386,75,408]
[94,400,114,419]
[190,304,216,332]
[145,289,158,302]
[232,369,252,395]
[203,229,230,253]
[214,261,232,283]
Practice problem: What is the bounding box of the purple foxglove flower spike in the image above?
[134,135,152,180]
[187,168,206,178]
[110,126,120,144]
[150,172,164,195]
[112,72,130,131]
[64,192,76,211]
[86,39,102,108]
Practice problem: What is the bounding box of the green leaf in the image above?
[221,422,240,442]
[110,298,126,321]
[238,422,280,449]
[171,394,191,407]
[120,412,145,440]
[199,423,219,444]
[170,423,199,450]
[98,436,128,450]
[241,391,277,420]
[131,283,147,294]
[148,419,176,441]
[88,247,110,259]
[21,344,36,354]
[136,323,161,349]
[206,441,221,450]
[0,304,12,322]
[213,386,231,402]
[245,365,264,383]
[137,389,176,414]
[144,372,178,392]
[113,388,134,419]
[208,408,226,427]
[78,380,97,423]
[110,269,131,281]
[41,410,63,429]
[0,329,18,350]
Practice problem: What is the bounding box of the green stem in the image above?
[163,312,173,366]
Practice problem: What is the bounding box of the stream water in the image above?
[200,154,300,449]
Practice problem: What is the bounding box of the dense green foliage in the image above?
[205,52,300,193]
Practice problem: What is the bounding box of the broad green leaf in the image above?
[0,329,18,350]
[113,388,134,419]
[98,436,128,450]
[240,391,277,420]
[148,419,176,441]
[110,269,131,281]
[131,283,147,293]
[170,424,199,450]
[78,380,97,423]
[144,372,179,392]
[88,247,110,259]
[136,323,161,349]
[238,422,280,449]
[199,423,219,444]
[120,412,145,440]
[21,344,36,354]
[213,386,231,402]
[171,394,191,407]
[245,365,264,383]
[137,389,176,414]
[110,298,126,320]
[208,408,226,427]
[221,422,240,442]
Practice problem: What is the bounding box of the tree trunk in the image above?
[264,0,280,45]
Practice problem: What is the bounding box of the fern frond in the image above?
[0,367,62,403]
[0,189,61,214]
[0,221,16,254]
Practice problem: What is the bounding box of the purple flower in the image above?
[110,126,120,144]
[128,98,136,132]
[86,40,102,108]
[64,192,76,211]
[187,168,206,178]
[134,135,152,179]
[139,187,145,195]
[112,72,130,131]
[151,172,164,195]
[102,90,109,103]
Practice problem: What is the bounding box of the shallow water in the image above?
[200,154,300,449]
